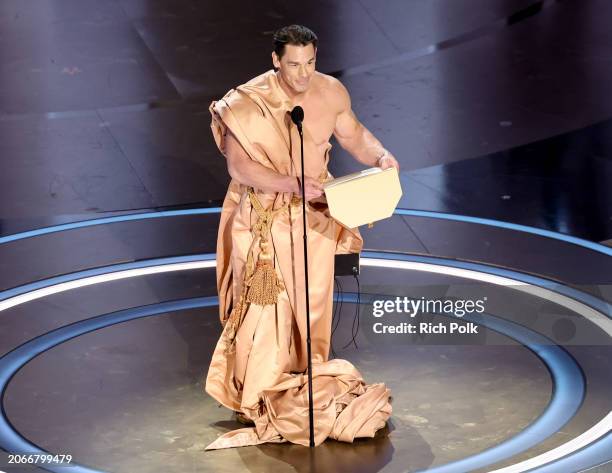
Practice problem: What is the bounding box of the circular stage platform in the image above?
[0,209,609,473]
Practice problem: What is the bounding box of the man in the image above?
[204,25,395,450]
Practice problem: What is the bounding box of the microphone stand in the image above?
[296,121,315,448]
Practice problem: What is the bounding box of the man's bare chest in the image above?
[296,96,339,147]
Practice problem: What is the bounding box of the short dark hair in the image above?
[273,25,318,58]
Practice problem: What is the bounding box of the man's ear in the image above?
[271,51,280,70]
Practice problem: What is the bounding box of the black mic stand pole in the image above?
[296,121,315,448]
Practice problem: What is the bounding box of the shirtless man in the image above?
[224,24,400,202]
[205,25,395,448]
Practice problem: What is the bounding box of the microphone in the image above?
[290,106,304,131]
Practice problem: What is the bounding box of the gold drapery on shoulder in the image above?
[204,69,392,449]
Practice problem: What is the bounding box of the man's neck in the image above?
[276,71,307,104]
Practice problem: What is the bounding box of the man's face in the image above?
[272,43,317,94]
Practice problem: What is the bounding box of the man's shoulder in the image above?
[314,72,345,92]
[216,70,276,114]
[313,72,350,109]
[243,69,276,88]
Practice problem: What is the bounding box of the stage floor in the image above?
[0,211,610,472]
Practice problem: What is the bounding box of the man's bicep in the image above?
[334,107,362,148]
[332,81,361,143]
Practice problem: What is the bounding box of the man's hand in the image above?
[378,153,400,172]
[293,176,324,201]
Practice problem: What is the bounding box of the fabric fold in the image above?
[206,359,392,450]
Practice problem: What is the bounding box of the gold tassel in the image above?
[245,259,285,305]
[219,187,289,355]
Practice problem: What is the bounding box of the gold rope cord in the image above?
[222,188,289,354]
[222,169,330,354]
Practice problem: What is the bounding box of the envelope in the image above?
[322,167,402,229]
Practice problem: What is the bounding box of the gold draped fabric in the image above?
[204,69,392,450]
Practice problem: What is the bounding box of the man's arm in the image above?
[224,129,323,200]
[332,80,400,171]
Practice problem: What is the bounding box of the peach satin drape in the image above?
[204,70,391,450]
